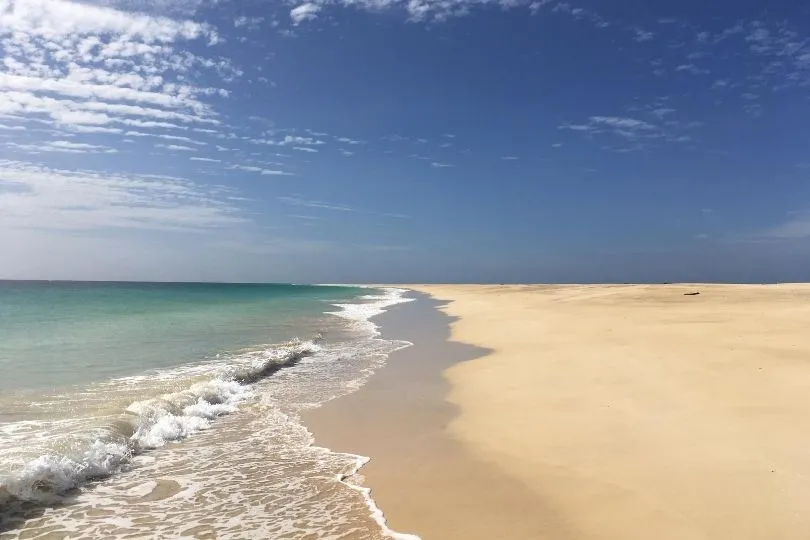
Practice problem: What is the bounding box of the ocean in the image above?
[0,281,417,539]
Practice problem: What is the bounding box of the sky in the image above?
[1,0,810,283]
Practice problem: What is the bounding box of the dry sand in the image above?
[304,294,562,540]
[407,284,810,540]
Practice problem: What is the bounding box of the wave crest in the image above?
[0,340,318,505]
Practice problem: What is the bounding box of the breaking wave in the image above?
[0,340,318,506]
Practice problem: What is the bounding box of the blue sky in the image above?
[1,0,810,283]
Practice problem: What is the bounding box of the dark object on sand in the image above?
[684,291,700,296]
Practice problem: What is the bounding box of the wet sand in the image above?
[303,293,567,539]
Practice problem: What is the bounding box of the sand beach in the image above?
[309,284,810,539]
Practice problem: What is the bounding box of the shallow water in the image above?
[0,282,417,539]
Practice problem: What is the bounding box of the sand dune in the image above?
[410,284,810,540]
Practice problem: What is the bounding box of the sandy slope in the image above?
[409,284,810,540]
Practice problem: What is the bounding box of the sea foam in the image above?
[1,287,420,540]
[0,340,318,504]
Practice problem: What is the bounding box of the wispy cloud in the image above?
[129,131,207,145]
[279,196,356,212]
[336,137,364,145]
[431,162,454,168]
[68,125,122,134]
[0,0,237,160]
[156,143,197,152]
[234,16,264,29]
[8,140,118,153]
[279,195,409,219]
[591,116,656,131]
[250,135,325,147]
[560,112,697,149]
[282,135,324,146]
[561,116,656,138]
[230,164,290,176]
[675,64,710,75]
[0,159,244,232]
[290,3,321,25]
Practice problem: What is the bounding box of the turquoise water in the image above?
[0,281,416,539]
[0,281,367,391]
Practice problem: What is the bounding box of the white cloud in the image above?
[560,115,659,142]
[249,134,325,146]
[68,125,123,134]
[293,146,318,153]
[0,91,208,132]
[560,112,700,149]
[0,159,243,232]
[290,3,322,25]
[279,196,355,212]
[283,135,324,146]
[230,164,290,175]
[126,131,206,144]
[7,140,118,153]
[234,16,264,28]
[0,0,216,43]
[675,64,710,75]
[336,136,364,145]
[431,162,454,168]
[0,0,237,163]
[590,116,656,130]
[501,156,519,160]
[190,157,221,163]
[0,74,212,115]
[50,140,113,150]
[156,143,197,151]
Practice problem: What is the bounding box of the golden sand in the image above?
[406,284,810,540]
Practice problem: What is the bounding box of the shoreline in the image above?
[0,286,413,538]
[309,284,810,539]
[304,291,560,539]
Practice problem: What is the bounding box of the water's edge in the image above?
[302,290,552,539]
[301,290,484,538]
[1,286,421,539]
